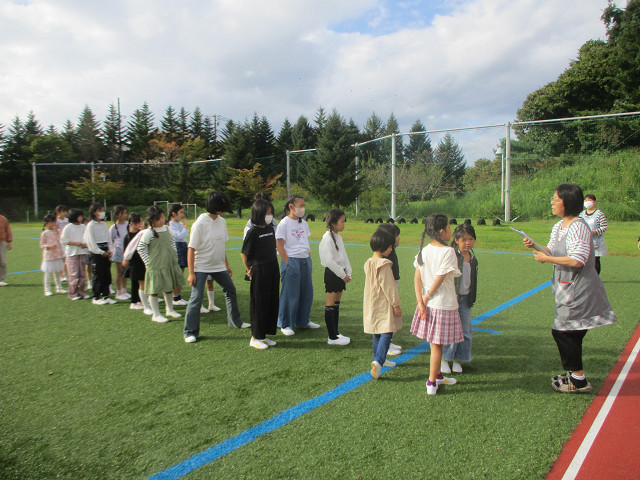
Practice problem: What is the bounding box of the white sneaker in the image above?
[56,289,67,294]
[250,338,268,350]
[452,362,463,373]
[200,305,210,314]
[209,304,222,312]
[0,281,8,287]
[281,327,295,336]
[239,322,251,329]
[71,296,82,301]
[104,298,117,304]
[115,294,129,301]
[130,303,144,310]
[124,292,131,299]
[306,321,321,329]
[390,343,402,351]
[387,348,401,356]
[436,375,457,385]
[174,299,188,306]
[426,380,438,395]
[383,360,396,367]
[263,338,277,346]
[109,286,115,294]
[82,294,91,299]
[143,308,154,315]
[152,315,169,323]
[328,336,350,346]
[166,311,182,318]
[371,361,382,379]
[184,335,197,343]
[45,291,54,297]
[92,298,107,305]
[441,361,451,374]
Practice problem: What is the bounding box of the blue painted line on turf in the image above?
[473,328,502,334]
[145,280,551,480]
[7,270,40,275]
[14,236,41,240]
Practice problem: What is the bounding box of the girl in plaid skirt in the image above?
[411,214,463,395]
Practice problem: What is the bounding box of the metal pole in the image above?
[286,150,291,198]
[91,162,95,203]
[32,163,38,219]
[505,123,512,222]
[501,152,505,205]
[355,156,359,218]
[391,134,396,220]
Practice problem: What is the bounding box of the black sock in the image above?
[570,375,588,388]
[325,306,338,340]
[174,295,181,302]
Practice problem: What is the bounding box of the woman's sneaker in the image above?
[426,380,438,395]
[328,336,350,346]
[436,373,457,385]
[250,338,268,350]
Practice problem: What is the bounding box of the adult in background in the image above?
[524,184,617,393]
[579,194,607,275]
[0,213,12,287]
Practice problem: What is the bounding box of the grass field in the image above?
[1,218,639,480]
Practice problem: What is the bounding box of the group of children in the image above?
[36,195,479,396]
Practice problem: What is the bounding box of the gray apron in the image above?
[580,210,607,256]
[550,218,617,331]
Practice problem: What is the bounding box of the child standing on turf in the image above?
[60,209,89,300]
[363,228,402,379]
[110,204,129,300]
[441,224,478,375]
[376,223,403,356]
[122,213,149,312]
[412,213,463,395]
[84,203,115,305]
[55,205,69,282]
[168,203,189,306]
[319,208,352,346]
[0,213,12,287]
[137,206,185,323]
[275,195,320,336]
[40,214,66,296]
[241,198,280,349]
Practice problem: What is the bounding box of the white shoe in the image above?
[306,321,321,329]
[452,362,463,373]
[56,289,67,294]
[390,343,402,351]
[184,335,197,343]
[371,361,382,379]
[328,336,350,346]
[174,299,188,306]
[0,281,8,287]
[281,327,295,336]
[109,286,115,294]
[250,338,268,350]
[436,375,457,385]
[71,296,82,301]
[124,292,131,299]
[45,291,54,297]
[143,308,154,315]
[152,315,169,323]
[426,381,438,395]
[82,294,91,299]
[441,361,451,374]
[263,338,277,346]
[200,305,210,314]
[105,298,117,304]
[383,360,396,367]
[115,294,129,301]
[387,348,401,356]
[130,303,144,310]
[239,322,250,329]
[166,311,182,319]
[92,298,107,305]
[209,304,222,312]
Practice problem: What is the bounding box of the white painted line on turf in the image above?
[561,333,640,480]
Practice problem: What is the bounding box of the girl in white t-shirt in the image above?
[275,195,320,336]
[411,213,463,395]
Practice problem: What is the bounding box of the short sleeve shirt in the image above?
[275,216,311,258]
[188,213,229,272]
[242,225,277,265]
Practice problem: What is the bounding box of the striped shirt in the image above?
[580,209,608,236]
[547,219,591,265]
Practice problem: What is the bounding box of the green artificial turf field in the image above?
[1,219,639,479]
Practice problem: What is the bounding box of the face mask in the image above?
[265,215,274,225]
[294,207,305,218]
[584,201,595,210]
[97,211,106,220]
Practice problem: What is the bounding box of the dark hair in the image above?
[555,184,584,217]
[377,222,400,238]
[43,214,56,227]
[169,203,183,220]
[68,209,83,224]
[370,228,395,253]
[250,199,274,227]
[417,213,449,266]
[112,204,128,237]
[128,212,143,225]
[88,203,104,221]
[451,224,476,250]
[326,208,346,251]
[146,205,164,238]
[252,192,271,203]
[55,205,68,214]
[206,191,231,214]
[284,195,305,223]
[585,194,596,202]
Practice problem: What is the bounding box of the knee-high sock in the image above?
[149,295,162,317]
[325,306,338,339]
[334,301,341,335]
[54,272,63,291]
[163,292,175,314]
[44,272,52,294]
[139,289,151,311]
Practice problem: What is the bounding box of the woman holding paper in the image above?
[523,184,617,393]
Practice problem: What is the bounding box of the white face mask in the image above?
[294,207,305,218]
[584,201,595,210]
[265,215,274,225]
[97,211,106,220]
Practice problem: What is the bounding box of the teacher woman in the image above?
[524,184,617,393]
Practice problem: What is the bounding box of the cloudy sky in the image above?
[0,0,610,162]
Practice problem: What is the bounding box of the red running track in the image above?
[546,322,640,480]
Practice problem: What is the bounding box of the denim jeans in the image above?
[277,257,313,329]
[443,295,472,363]
[184,271,243,337]
[372,332,394,365]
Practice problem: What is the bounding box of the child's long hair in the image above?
[417,213,449,266]
[450,224,476,252]
[146,205,164,238]
[284,195,304,223]
[112,204,127,237]
[169,203,183,221]
[88,203,103,221]
[43,214,56,230]
[325,208,345,251]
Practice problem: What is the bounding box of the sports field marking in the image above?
[560,332,640,480]
[146,280,551,480]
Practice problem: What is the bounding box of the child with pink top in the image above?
[40,214,66,296]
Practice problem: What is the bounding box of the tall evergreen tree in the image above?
[126,102,155,162]
[0,116,32,194]
[381,113,403,165]
[76,105,103,163]
[190,106,205,140]
[277,118,294,152]
[404,119,433,164]
[361,112,385,166]
[434,133,466,190]
[103,103,125,163]
[160,106,179,139]
[314,106,328,134]
[177,108,190,144]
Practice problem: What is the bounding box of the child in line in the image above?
[241,199,280,349]
[168,203,189,306]
[122,213,150,312]
[137,206,185,323]
[376,223,403,356]
[183,192,249,343]
[275,195,319,336]
[441,224,478,374]
[55,205,69,282]
[0,213,13,287]
[84,203,116,305]
[319,208,352,346]
[412,213,463,395]
[60,209,90,300]
[110,204,130,300]
[364,228,402,379]
[200,279,222,313]
[40,214,66,296]
[82,216,93,290]
[243,192,278,238]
